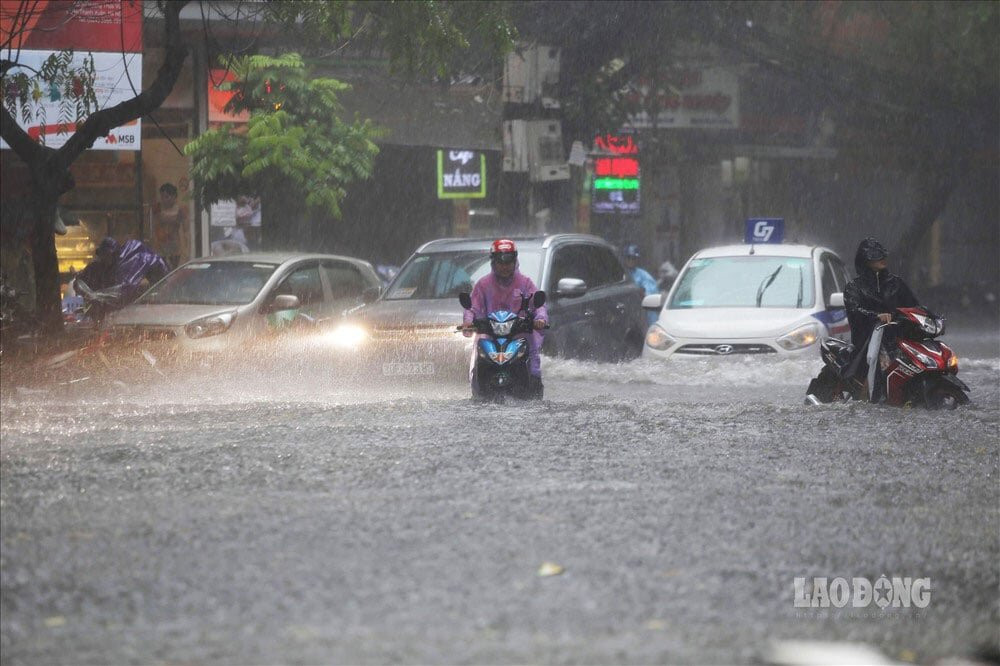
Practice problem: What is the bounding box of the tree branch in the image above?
[0,103,43,164]
[54,1,189,171]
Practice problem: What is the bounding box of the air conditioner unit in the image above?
[526,120,569,182]
[503,44,561,107]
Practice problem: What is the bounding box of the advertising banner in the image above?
[624,66,739,129]
[0,50,142,150]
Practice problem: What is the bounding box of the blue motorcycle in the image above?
[458,290,547,401]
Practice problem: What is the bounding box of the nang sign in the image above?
[437,150,487,199]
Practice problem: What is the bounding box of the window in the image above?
[138,261,276,306]
[386,250,542,300]
[588,245,626,288]
[821,255,839,302]
[668,256,815,309]
[322,261,368,302]
[274,264,324,308]
[549,245,590,289]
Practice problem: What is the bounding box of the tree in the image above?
[1,0,188,333]
[513,1,999,276]
[185,53,382,249]
[1,0,514,335]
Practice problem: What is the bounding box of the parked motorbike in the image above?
[0,274,39,356]
[457,290,548,401]
[805,305,970,409]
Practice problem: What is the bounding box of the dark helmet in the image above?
[96,236,118,258]
[624,244,641,259]
[854,237,887,274]
[490,238,517,264]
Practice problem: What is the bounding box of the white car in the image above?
[641,243,852,359]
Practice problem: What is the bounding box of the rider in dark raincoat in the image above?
[843,237,921,397]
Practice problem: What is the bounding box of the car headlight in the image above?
[645,324,675,351]
[326,323,369,349]
[185,311,236,339]
[776,322,820,350]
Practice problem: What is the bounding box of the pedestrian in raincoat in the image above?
[843,237,921,399]
[623,244,659,325]
[464,238,548,398]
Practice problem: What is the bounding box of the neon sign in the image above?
[592,134,640,214]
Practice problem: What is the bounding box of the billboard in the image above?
[0,0,143,151]
[624,66,739,129]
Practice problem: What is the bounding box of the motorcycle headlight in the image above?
[776,322,820,350]
[326,323,368,349]
[645,324,675,351]
[185,311,236,339]
[491,319,515,336]
[947,354,958,373]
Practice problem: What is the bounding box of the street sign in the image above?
[437,150,486,199]
[745,218,785,244]
[591,133,640,215]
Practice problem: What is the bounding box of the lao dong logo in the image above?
[793,575,931,609]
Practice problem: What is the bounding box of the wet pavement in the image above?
[1,320,998,664]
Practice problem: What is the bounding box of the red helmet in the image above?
[490,238,517,264]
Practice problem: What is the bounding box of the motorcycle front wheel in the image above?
[923,379,969,410]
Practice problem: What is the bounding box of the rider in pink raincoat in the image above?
[463,239,548,397]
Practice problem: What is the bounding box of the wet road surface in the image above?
[1,322,998,664]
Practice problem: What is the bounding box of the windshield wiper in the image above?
[756,265,783,307]
[795,266,804,308]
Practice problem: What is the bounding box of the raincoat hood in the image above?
[854,237,888,279]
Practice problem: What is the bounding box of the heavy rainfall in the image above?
[1,1,997,665]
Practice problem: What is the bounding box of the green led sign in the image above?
[593,177,640,190]
[437,149,486,199]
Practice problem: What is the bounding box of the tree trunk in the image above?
[28,179,63,333]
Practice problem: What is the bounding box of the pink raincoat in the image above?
[463,265,548,377]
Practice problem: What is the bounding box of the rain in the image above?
[1,1,998,664]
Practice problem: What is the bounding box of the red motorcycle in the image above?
[806,306,970,409]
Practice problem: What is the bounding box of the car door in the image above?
[544,243,601,358]
[321,259,376,318]
[584,243,643,355]
[266,261,330,329]
[820,254,850,340]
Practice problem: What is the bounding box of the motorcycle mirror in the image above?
[458,292,472,309]
[533,290,546,308]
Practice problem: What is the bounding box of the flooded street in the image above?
[1,321,997,664]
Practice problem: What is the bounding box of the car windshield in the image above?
[138,261,278,305]
[669,256,815,309]
[385,249,542,300]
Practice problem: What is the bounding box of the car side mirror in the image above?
[458,292,472,309]
[533,290,546,308]
[361,286,380,304]
[556,278,587,298]
[268,293,300,312]
[827,292,845,309]
[642,293,664,310]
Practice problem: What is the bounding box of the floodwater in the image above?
[1,321,997,664]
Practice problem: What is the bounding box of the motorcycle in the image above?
[805,305,970,409]
[0,274,40,356]
[457,290,548,401]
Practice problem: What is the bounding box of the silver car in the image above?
[106,253,382,355]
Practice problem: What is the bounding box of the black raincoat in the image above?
[843,238,920,379]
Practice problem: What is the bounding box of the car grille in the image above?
[109,326,177,344]
[675,343,776,355]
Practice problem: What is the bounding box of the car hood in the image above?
[353,298,463,329]
[657,307,813,339]
[109,303,240,327]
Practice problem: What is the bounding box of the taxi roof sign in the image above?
[745,218,784,244]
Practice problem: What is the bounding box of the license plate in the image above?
[382,362,436,376]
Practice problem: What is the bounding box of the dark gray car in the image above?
[351,235,646,362]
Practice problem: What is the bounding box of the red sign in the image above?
[594,157,639,178]
[1,0,143,53]
[208,69,250,124]
[594,133,638,155]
